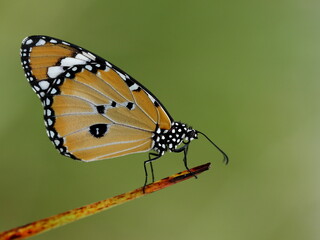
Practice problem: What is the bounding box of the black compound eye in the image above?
[190,131,197,139]
[89,124,108,138]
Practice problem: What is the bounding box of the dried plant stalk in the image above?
[0,162,211,240]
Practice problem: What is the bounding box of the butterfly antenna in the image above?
[197,131,229,164]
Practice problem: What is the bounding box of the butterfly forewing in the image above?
[21,35,172,161]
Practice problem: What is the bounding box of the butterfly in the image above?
[20,35,228,186]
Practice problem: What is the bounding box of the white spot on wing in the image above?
[82,51,96,61]
[50,88,57,94]
[48,66,65,78]
[115,70,126,80]
[46,109,52,116]
[147,93,156,103]
[105,61,112,67]
[45,98,51,106]
[36,39,46,46]
[47,118,53,126]
[25,39,33,45]
[75,53,90,61]
[22,37,30,44]
[129,83,139,91]
[87,52,96,60]
[60,57,86,66]
[49,130,55,138]
[39,80,50,90]
[85,65,93,71]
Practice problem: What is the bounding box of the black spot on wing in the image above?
[111,101,117,107]
[89,124,108,138]
[126,102,134,110]
[96,105,105,114]
[124,78,134,87]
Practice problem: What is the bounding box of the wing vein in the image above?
[54,111,153,134]
[71,138,151,152]
[79,140,151,161]
[95,69,157,125]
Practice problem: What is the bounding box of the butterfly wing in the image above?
[20,35,172,161]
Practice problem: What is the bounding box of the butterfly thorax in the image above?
[152,122,198,155]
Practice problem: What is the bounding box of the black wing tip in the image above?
[21,35,66,48]
[22,35,45,44]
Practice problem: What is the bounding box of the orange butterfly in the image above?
[20,36,228,186]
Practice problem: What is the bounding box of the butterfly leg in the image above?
[174,144,198,179]
[143,152,162,192]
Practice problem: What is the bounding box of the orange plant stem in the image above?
[0,163,211,240]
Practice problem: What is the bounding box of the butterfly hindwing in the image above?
[21,35,172,161]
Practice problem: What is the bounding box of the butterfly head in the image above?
[152,122,228,163]
[168,122,229,164]
[185,127,198,142]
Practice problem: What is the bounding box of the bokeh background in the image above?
[1,1,319,239]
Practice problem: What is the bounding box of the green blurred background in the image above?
[1,0,319,239]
